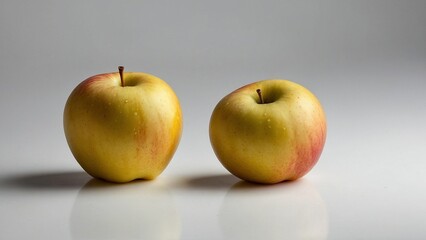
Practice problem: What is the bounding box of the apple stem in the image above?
[118,66,124,87]
[256,89,264,104]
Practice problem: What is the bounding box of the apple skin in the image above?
[209,80,326,184]
[64,71,182,183]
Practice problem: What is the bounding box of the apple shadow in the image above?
[184,173,241,190]
[1,171,92,190]
[76,177,154,190]
[229,178,303,190]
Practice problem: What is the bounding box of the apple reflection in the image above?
[70,179,180,240]
[219,179,328,240]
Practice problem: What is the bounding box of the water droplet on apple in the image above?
[134,112,138,116]
[267,118,271,122]
[125,99,129,103]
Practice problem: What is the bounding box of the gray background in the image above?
[1,1,425,239]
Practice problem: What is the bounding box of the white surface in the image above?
[1,1,426,239]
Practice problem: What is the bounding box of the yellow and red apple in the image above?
[64,67,182,183]
[209,80,326,184]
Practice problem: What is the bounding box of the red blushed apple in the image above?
[64,67,183,183]
[209,79,326,184]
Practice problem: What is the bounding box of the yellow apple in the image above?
[209,80,326,184]
[64,67,182,183]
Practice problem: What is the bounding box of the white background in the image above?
[1,1,425,239]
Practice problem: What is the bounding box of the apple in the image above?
[209,80,326,184]
[64,66,183,183]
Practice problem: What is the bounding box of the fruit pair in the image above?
[64,67,326,184]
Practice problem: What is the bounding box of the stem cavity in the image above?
[256,89,264,104]
[118,66,124,87]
